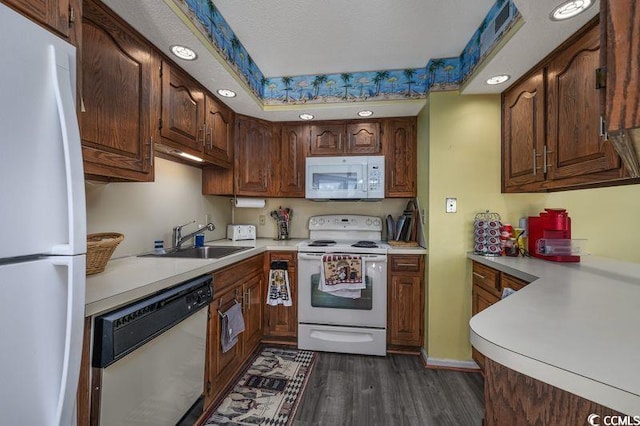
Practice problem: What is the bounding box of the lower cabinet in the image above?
[263,251,298,343]
[471,261,529,371]
[387,254,425,351]
[204,254,264,409]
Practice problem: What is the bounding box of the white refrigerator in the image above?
[0,3,86,426]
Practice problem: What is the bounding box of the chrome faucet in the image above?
[172,221,215,249]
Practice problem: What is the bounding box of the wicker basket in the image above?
[86,233,124,275]
[387,240,420,247]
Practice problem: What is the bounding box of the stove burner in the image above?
[308,240,337,247]
[351,240,378,248]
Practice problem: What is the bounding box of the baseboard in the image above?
[421,348,481,371]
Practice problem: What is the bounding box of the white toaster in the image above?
[227,224,256,241]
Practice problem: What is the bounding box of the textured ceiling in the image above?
[100,0,600,121]
[212,0,494,77]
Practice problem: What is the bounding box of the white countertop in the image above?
[468,253,640,415]
[86,237,426,317]
[85,238,302,317]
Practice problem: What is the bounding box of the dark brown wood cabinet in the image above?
[546,23,620,182]
[203,94,234,168]
[502,70,546,190]
[3,0,74,38]
[235,115,274,195]
[277,124,307,197]
[263,252,298,343]
[384,118,417,197]
[471,261,530,371]
[502,19,626,193]
[387,254,424,351]
[80,0,159,182]
[309,122,381,155]
[160,61,204,156]
[204,254,264,409]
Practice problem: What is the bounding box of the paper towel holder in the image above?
[231,195,266,209]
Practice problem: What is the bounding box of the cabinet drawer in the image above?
[472,262,501,297]
[390,255,422,272]
[501,273,528,291]
[213,254,264,293]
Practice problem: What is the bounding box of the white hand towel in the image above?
[267,269,292,306]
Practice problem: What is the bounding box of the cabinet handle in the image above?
[247,289,251,311]
[198,125,206,148]
[533,149,543,175]
[599,116,609,140]
[208,126,213,149]
[543,145,553,174]
[472,272,486,280]
[395,263,417,267]
[149,136,154,168]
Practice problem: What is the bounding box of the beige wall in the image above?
[86,157,231,258]
[419,91,640,362]
[233,198,410,240]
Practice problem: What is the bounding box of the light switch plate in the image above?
[446,198,457,213]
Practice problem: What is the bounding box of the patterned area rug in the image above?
[205,347,317,425]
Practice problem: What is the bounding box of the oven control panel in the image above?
[308,215,382,231]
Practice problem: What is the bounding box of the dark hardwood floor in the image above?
[294,353,484,426]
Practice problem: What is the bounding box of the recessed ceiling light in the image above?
[549,0,594,21]
[178,152,204,162]
[217,89,236,98]
[299,113,314,120]
[170,45,197,61]
[486,75,510,85]
[357,110,373,117]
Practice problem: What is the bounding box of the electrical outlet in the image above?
[445,197,457,213]
[259,215,266,226]
[420,208,426,224]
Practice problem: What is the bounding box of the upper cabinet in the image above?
[3,0,75,39]
[203,94,234,168]
[277,124,307,197]
[384,117,417,197]
[502,19,625,193]
[160,62,204,156]
[502,70,546,190]
[235,116,274,196]
[309,122,381,155]
[80,0,159,182]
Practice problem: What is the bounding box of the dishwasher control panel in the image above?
[93,275,213,368]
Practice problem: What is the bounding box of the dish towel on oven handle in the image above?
[267,261,292,306]
[220,302,245,353]
[319,254,365,293]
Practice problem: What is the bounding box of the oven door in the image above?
[305,157,368,199]
[297,252,387,328]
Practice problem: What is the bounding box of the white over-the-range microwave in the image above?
[305,155,385,200]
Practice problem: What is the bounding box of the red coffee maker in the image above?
[528,208,580,262]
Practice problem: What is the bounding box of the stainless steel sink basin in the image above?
[140,245,252,259]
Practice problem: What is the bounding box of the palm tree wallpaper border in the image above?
[178,0,520,105]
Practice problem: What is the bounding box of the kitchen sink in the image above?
[140,245,252,259]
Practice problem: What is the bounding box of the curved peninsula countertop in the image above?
[468,253,640,415]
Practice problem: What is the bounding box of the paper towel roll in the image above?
[234,197,266,208]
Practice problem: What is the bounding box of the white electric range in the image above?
[297,215,388,356]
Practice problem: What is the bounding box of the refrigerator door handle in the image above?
[50,255,86,426]
[49,45,87,255]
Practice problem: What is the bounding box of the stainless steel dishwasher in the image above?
[92,275,213,425]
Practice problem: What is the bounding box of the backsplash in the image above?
[85,157,231,258]
[233,198,411,240]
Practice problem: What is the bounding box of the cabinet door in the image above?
[81,0,157,182]
[278,124,307,197]
[604,0,640,133]
[160,62,204,155]
[205,287,242,408]
[384,118,417,197]
[309,124,345,155]
[502,70,546,191]
[388,255,423,348]
[242,271,264,356]
[546,24,620,181]
[346,122,381,154]
[203,94,233,168]
[263,252,298,340]
[4,0,71,37]
[236,117,273,195]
